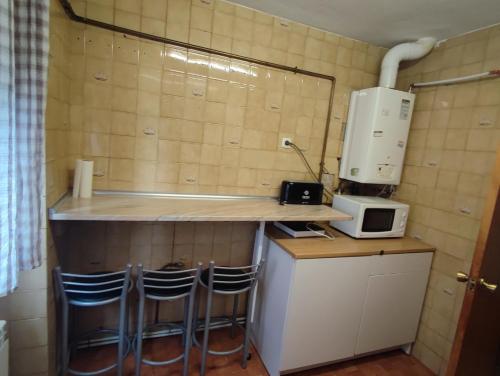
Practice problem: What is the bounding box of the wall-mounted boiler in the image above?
[339,37,436,186]
[339,87,415,185]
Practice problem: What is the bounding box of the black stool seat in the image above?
[143,270,194,298]
[65,271,129,303]
[200,267,251,291]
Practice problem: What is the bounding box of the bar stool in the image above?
[134,263,201,376]
[193,261,265,376]
[53,265,132,376]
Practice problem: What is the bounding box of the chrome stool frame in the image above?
[53,265,133,376]
[134,263,201,376]
[193,260,265,376]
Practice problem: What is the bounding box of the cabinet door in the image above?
[355,253,432,355]
[281,257,371,372]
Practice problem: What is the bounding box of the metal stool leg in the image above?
[61,301,69,376]
[182,297,189,346]
[192,290,200,337]
[231,294,239,338]
[117,295,127,375]
[135,295,145,376]
[242,289,255,368]
[183,291,196,376]
[200,287,214,376]
[125,299,130,338]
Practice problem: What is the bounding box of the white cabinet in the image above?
[253,237,432,376]
[282,256,371,371]
[355,253,432,355]
[252,239,295,376]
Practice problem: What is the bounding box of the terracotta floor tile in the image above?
[70,328,434,376]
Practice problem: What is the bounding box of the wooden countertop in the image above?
[266,225,435,259]
[48,192,352,222]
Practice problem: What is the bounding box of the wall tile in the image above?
[0,290,47,321]
[9,318,48,350]
[55,0,388,196]
[396,24,500,374]
[142,0,167,20]
[11,346,49,375]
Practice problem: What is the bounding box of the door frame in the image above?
[446,147,500,375]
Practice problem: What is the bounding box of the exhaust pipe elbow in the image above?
[379,37,436,89]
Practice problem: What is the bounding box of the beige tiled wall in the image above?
[66,0,385,196]
[393,25,500,375]
[0,267,49,376]
[46,0,75,207]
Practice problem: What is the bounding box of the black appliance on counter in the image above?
[279,181,323,205]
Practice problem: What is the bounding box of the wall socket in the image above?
[321,173,335,193]
[280,137,292,148]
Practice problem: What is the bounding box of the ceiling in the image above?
[228,0,500,47]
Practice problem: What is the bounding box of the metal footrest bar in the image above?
[142,321,185,337]
[143,353,184,367]
[193,333,244,356]
[192,317,245,356]
[194,316,246,330]
[72,317,246,350]
[73,328,128,349]
[68,364,116,376]
[132,322,187,367]
[68,329,132,376]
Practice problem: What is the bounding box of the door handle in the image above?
[457,271,477,290]
[456,271,469,283]
[479,278,497,292]
[457,272,497,292]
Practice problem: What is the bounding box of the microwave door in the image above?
[361,208,396,233]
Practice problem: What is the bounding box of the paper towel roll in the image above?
[72,159,83,198]
[79,160,94,198]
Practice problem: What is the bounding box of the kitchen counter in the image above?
[48,191,352,222]
[266,225,435,259]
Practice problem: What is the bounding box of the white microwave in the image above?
[330,195,409,238]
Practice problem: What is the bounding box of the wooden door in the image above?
[447,150,500,376]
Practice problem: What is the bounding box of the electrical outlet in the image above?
[281,137,292,148]
[321,173,334,192]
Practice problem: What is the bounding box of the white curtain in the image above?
[0,0,49,296]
